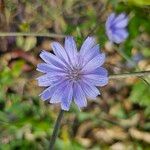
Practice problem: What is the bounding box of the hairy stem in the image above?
[49,109,64,150]
[109,70,150,79]
[0,32,65,38]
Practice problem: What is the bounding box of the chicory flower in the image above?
[37,36,108,111]
[105,13,128,44]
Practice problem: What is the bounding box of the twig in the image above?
[109,70,150,79]
[0,32,65,38]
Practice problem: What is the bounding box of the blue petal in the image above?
[79,80,100,99]
[50,80,69,103]
[37,63,64,73]
[40,78,69,103]
[115,29,128,39]
[37,74,53,87]
[83,74,108,86]
[81,53,105,72]
[79,37,96,57]
[113,13,127,24]
[61,82,73,111]
[106,28,113,42]
[37,73,65,87]
[113,29,128,43]
[105,13,116,29]
[83,67,108,76]
[40,50,67,69]
[115,17,128,28]
[73,83,87,108]
[64,36,78,66]
[39,87,52,101]
[51,42,69,63]
[105,13,128,44]
[82,44,100,65]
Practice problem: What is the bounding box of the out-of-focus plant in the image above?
[0,0,150,149]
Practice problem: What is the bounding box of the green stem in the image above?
[49,109,64,150]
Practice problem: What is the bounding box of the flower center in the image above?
[68,68,81,82]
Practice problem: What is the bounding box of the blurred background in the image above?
[0,0,150,149]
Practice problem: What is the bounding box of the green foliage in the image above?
[130,81,150,116]
[128,0,150,6]
[16,36,37,51]
[130,81,150,106]
[55,139,83,150]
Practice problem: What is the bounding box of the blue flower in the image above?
[37,36,108,111]
[105,13,129,44]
